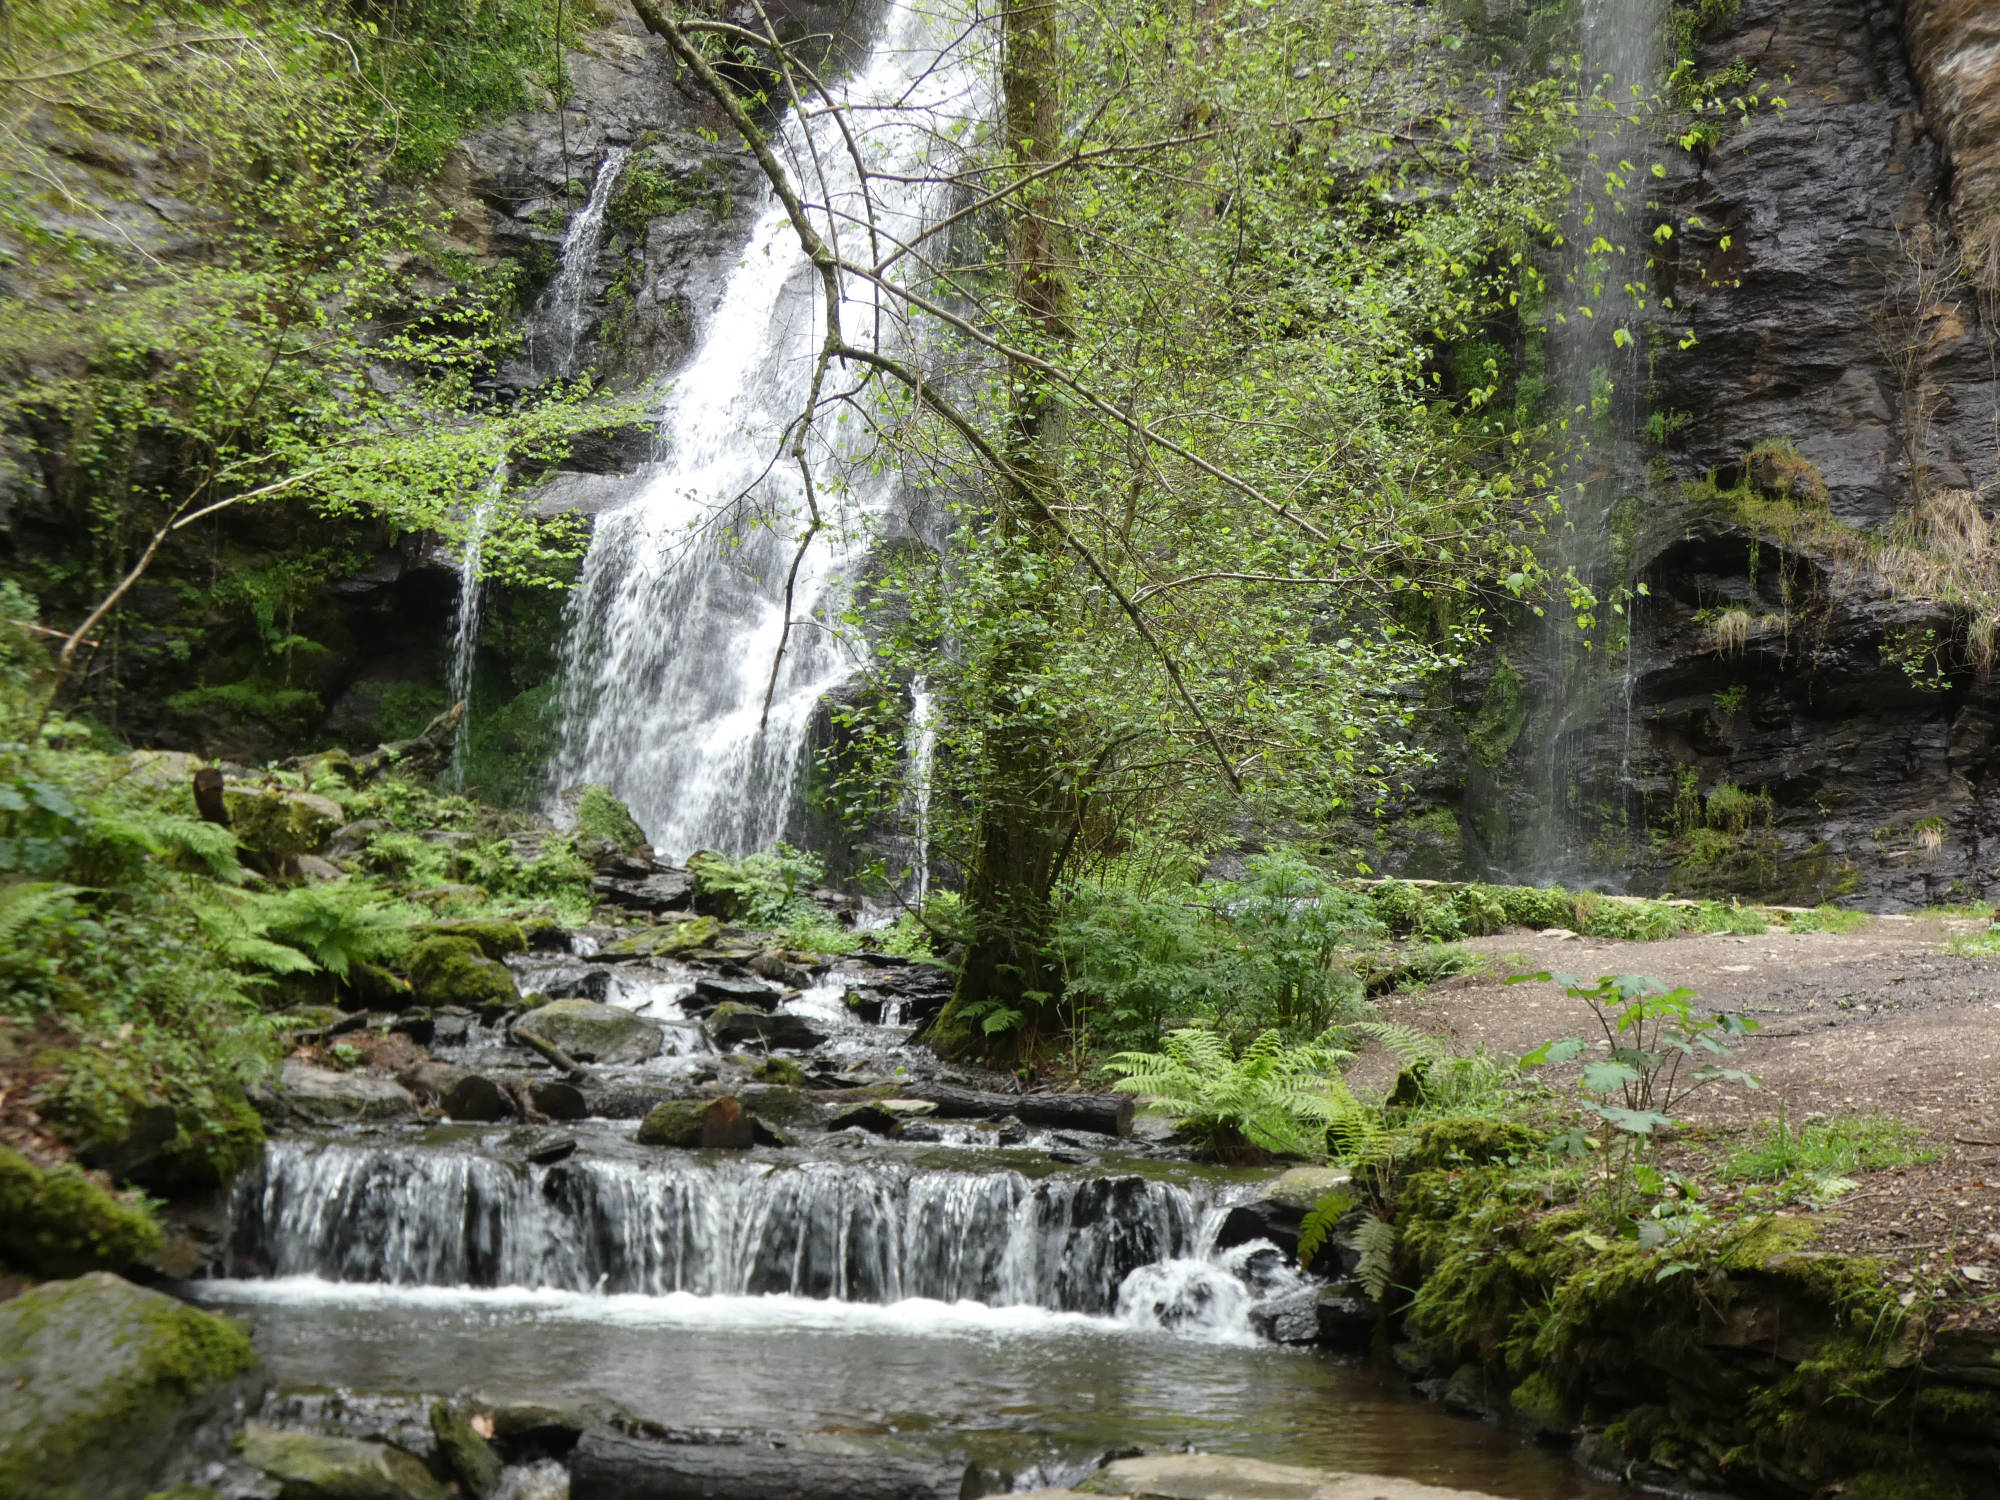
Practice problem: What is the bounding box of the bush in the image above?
[1106,1027,1362,1160]
[690,843,826,925]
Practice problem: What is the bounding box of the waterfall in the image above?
[902,676,937,905]
[444,463,506,789]
[552,3,985,860]
[225,1140,1247,1318]
[533,147,630,381]
[1510,0,1666,884]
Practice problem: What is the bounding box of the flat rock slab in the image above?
[1071,1454,1508,1499]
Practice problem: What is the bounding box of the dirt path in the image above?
[1371,920,2000,1318]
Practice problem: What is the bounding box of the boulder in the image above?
[325,819,392,860]
[1314,1287,1378,1351]
[221,786,345,860]
[514,999,664,1064]
[707,1003,825,1052]
[1076,1453,1502,1498]
[598,915,723,960]
[294,854,345,883]
[592,869,696,915]
[408,937,520,1010]
[687,975,783,1013]
[237,1425,446,1500]
[395,1061,468,1106]
[1216,1166,1352,1261]
[387,1010,434,1046]
[529,1080,590,1120]
[0,1273,263,1500]
[429,1400,502,1498]
[830,1099,936,1136]
[266,1060,418,1126]
[411,920,529,959]
[0,1147,162,1280]
[441,1073,514,1123]
[637,1095,753,1149]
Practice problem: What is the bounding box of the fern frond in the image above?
[1297,1187,1357,1270]
[1343,1212,1399,1301]
[1345,1020,1448,1068]
[0,881,82,947]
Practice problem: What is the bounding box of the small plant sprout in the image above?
[1514,973,1760,1216]
[1913,817,1945,859]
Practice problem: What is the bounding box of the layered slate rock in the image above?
[0,1273,263,1500]
[263,1060,418,1125]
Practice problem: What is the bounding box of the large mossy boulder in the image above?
[410,920,528,959]
[407,936,519,1010]
[237,1425,445,1500]
[0,1147,162,1278]
[560,783,647,849]
[220,786,344,861]
[514,999,663,1064]
[0,1273,263,1500]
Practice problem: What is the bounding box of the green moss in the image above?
[572,784,645,849]
[1407,1116,1540,1170]
[413,919,528,959]
[1467,657,1527,768]
[0,1147,162,1277]
[406,936,518,1008]
[0,1274,259,1500]
[1508,1370,1571,1430]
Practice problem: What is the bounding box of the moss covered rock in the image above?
[428,1401,501,1498]
[407,937,519,1009]
[411,920,528,959]
[221,786,344,861]
[0,1147,163,1277]
[237,1425,445,1500]
[565,783,646,849]
[514,999,663,1064]
[600,915,722,959]
[0,1273,262,1500]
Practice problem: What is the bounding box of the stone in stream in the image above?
[1064,1452,1511,1498]
[411,919,529,958]
[441,1071,514,1123]
[706,1002,825,1052]
[429,1400,502,1498]
[0,1272,264,1500]
[408,936,520,1011]
[829,1099,938,1137]
[513,998,664,1064]
[571,1429,973,1500]
[1215,1166,1353,1263]
[237,1423,446,1500]
[686,974,784,1013]
[263,1060,417,1125]
[529,1079,589,1121]
[598,915,723,959]
[635,1095,785,1149]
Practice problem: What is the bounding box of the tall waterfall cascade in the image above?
[553,5,984,859]
[443,462,506,789]
[1508,0,1668,885]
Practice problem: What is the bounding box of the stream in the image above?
[193,924,1637,1498]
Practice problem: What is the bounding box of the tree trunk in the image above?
[932,0,1081,1064]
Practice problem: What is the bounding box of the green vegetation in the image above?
[1726,1112,1937,1186]
[0,1148,164,1278]
[1105,1029,1362,1161]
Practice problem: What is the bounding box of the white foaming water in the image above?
[224,1141,1290,1340]
[534,147,630,380]
[553,3,989,859]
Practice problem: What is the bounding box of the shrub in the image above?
[1105,1027,1361,1160]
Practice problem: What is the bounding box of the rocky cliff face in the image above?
[1430,0,2000,909]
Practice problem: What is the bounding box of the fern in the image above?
[1106,1026,1360,1158]
[1343,1211,1399,1301]
[1342,1020,1448,1068]
[84,811,240,881]
[0,880,82,948]
[250,883,407,980]
[1297,1187,1356,1269]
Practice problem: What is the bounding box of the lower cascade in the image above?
[223,1140,1271,1325]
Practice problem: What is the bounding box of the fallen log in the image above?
[570,1430,973,1500]
[905,1083,1133,1137]
[512,1026,590,1084]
